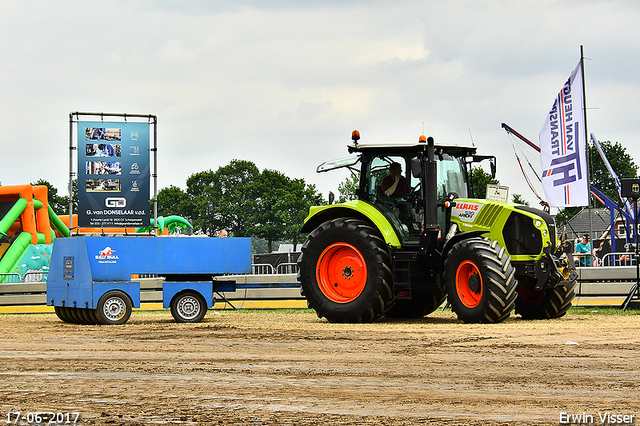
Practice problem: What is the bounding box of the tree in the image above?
[511,194,529,206]
[250,169,322,252]
[156,184,195,228]
[158,160,323,251]
[469,167,499,198]
[337,173,359,203]
[556,141,638,227]
[181,160,262,236]
[589,140,638,204]
[30,179,77,215]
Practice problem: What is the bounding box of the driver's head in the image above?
[389,162,402,175]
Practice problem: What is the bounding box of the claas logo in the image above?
[457,203,479,211]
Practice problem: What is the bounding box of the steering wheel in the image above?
[410,181,422,198]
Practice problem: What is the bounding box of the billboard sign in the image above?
[77,121,150,228]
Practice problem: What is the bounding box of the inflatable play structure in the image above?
[0,185,69,283]
[0,184,192,283]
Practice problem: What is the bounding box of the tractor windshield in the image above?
[437,153,468,200]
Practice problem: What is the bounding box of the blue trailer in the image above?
[47,236,252,325]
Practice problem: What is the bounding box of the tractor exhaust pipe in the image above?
[424,136,438,231]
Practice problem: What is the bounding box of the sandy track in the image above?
[0,309,638,425]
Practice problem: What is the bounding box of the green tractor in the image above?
[297,131,577,323]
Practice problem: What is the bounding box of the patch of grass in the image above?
[568,306,640,316]
[223,308,314,315]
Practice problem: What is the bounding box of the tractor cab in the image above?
[318,134,490,246]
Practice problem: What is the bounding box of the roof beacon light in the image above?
[352,130,361,145]
[419,135,427,143]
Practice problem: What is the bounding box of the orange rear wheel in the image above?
[316,242,367,303]
[517,282,545,304]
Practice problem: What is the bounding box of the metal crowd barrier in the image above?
[0,273,22,283]
[252,263,276,274]
[601,252,637,267]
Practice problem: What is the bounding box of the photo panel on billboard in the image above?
[77,121,150,228]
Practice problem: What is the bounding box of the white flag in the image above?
[539,62,589,207]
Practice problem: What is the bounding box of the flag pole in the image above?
[580,45,595,261]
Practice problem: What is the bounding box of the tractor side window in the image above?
[366,156,401,198]
[367,156,409,198]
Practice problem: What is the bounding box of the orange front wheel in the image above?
[455,260,483,309]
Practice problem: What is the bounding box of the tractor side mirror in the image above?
[411,158,423,178]
[471,155,497,179]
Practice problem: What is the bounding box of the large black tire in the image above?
[96,290,132,325]
[444,237,517,323]
[385,288,446,319]
[297,218,393,323]
[514,277,577,319]
[171,291,207,323]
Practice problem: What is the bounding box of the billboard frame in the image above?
[68,112,158,234]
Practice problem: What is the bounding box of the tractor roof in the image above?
[346,141,477,158]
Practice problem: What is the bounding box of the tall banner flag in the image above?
[77,121,150,227]
[539,62,589,207]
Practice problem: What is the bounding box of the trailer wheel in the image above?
[171,291,207,323]
[445,237,517,323]
[385,288,446,319]
[96,290,132,325]
[298,218,393,323]
[515,278,577,319]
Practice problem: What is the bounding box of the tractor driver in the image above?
[381,162,410,198]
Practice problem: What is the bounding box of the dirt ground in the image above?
[0,309,639,426]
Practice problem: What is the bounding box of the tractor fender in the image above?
[442,230,486,257]
[300,201,402,248]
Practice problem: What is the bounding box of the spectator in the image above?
[574,235,592,267]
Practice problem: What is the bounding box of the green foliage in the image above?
[556,141,638,226]
[589,140,638,204]
[156,159,322,252]
[156,185,192,221]
[469,167,499,199]
[511,193,529,206]
[337,173,359,203]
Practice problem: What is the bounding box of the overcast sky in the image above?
[2,0,640,211]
